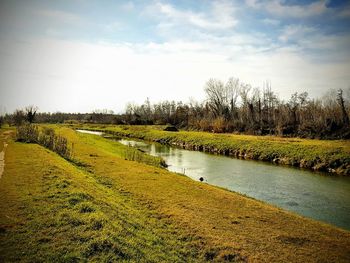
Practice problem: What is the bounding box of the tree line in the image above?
[1,77,349,139]
[123,78,350,139]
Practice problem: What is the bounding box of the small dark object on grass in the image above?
[163,126,178,132]
[199,177,204,182]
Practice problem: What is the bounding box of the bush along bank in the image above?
[17,124,71,159]
[73,125,350,176]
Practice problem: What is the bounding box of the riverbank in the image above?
[70,124,350,175]
[116,136,350,230]
[0,128,202,261]
[1,126,350,262]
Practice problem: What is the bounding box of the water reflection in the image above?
[76,129,103,136]
[118,138,350,231]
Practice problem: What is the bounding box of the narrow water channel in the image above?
[76,130,350,230]
[119,138,350,231]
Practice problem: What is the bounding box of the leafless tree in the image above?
[204,78,227,118]
[25,105,38,123]
[0,115,3,128]
[225,77,240,118]
[337,89,349,126]
[13,109,25,126]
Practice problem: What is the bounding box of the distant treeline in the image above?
[1,77,349,139]
[123,78,350,139]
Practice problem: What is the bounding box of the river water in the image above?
[76,130,350,230]
[119,138,350,231]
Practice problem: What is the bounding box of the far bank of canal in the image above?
[77,129,350,231]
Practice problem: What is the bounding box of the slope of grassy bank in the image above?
[0,130,203,262]
[1,126,350,262]
[73,124,350,175]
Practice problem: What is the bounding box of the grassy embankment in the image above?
[72,124,350,175]
[1,125,350,262]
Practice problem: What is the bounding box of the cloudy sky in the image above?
[0,0,349,113]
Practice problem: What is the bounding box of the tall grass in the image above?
[123,146,167,168]
[16,124,39,143]
[16,124,71,159]
[68,127,167,168]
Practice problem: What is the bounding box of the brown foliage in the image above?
[16,124,71,159]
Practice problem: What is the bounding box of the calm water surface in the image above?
[76,129,104,135]
[118,138,350,231]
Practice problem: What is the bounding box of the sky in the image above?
[0,0,350,113]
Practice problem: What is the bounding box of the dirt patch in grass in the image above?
[277,235,310,246]
[0,142,8,178]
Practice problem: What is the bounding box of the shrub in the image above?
[123,147,167,167]
[53,135,71,159]
[17,125,71,159]
[198,119,212,131]
[38,127,55,149]
[212,117,226,133]
[16,124,39,143]
[13,109,25,126]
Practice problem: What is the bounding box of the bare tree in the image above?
[337,89,349,126]
[13,109,25,126]
[204,78,227,118]
[0,115,3,128]
[225,77,240,118]
[25,105,38,123]
[239,83,252,128]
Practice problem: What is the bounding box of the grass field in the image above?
[71,124,350,175]
[1,126,350,262]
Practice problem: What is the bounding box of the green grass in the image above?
[70,124,350,175]
[0,130,202,262]
[71,129,166,168]
[1,126,350,262]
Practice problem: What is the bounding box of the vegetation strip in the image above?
[1,126,350,262]
[70,124,350,175]
[3,82,349,140]
[0,130,203,262]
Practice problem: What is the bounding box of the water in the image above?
[76,129,103,135]
[118,138,350,231]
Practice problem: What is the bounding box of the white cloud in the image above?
[277,24,350,63]
[1,36,349,113]
[1,1,349,113]
[246,0,328,18]
[245,0,260,8]
[279,25,316,43]
[120,1,135,12]
[262,18,280,26]
[241,47,350,97]
[35,9,83,24]
[338,7,350,18]
[103,22,122,32]
[148,1,237,31]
